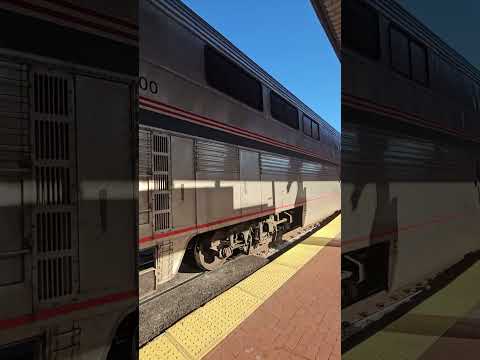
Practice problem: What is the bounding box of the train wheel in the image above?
[193,236,227,271]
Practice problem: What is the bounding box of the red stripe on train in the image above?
[1,0,138,41]
[139,96,338,164]
[0,290,137,330]
[342,93,478,141]
[342,212,467,247]
[139,192,339,245]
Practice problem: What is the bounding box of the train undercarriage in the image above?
[341,242,390,308]
[192,209,302,271]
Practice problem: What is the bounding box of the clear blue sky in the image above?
[181,0,340,132]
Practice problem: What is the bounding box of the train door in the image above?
[75,75,136,295]
[239,149,261,216]
[74,75,137,359]
[171,136,195,230]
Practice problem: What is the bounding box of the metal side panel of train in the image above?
[140,0,340,164]
[0,1,138,357]
[341,0,480,306]
[0,54,137,360]
[138,0,340,296]
[138,125,340,292]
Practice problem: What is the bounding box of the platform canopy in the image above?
[311,0,341,60]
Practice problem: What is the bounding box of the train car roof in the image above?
[372,0,480,85]
[148,0,340,140]
[310,0,341,60]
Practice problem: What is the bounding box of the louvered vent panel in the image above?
[154,213,170,232]
[260,153,335,179]
[195,140,239,173]
[37,256,73,301]
[36,212,72,252]
[0,60,29,175]
[260,153,299,176]
[34,120,69,161]
[35,166,71,205]
[139,129,151,176]
[152,133,171,232]
[33,73,68,116]
[31,70,76,305]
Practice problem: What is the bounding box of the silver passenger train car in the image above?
[138,0,341,294]
[342,0,480,305]
[0,1,138,359]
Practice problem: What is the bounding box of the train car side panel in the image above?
[239,149,262,215]
[171,136,196,229]
[76,76,136,295]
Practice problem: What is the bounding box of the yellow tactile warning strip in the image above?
[140,214,341,360]
[140,334,186,360]
[312,214,341,240]
[343,261,480,360]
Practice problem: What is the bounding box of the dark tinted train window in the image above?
[390,27,410,77]
[343,0,380,59]
[270,92,299,129]
[410,40,428,85]
[204,45,263,111]
[303,115,312,137]
[312,121,320,140]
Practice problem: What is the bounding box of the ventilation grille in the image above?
[260,153,294,175]
[154,193,169,211]
[260,153,335,178]
[36,212,72,252]
[153,133,168,153]
[153,153,168,172]
[0,60,29,175]
[31,70,76,306]
[34,120,69,160]
[33,73,69,115]
[153,174,169,191]
[195,140,240,173]
[139,130,151,176]
[37,256,73,301]
[152,133,171,232]
[154,213,170,232]
[35,166,71,205]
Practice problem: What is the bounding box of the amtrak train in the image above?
[138,0,341,296]
[342,0,480,306]
[0,1,138,359]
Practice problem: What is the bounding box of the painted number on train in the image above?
[139,76,158,94]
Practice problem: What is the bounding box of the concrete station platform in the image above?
[140,214,341,360]
[343,258,480,360]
